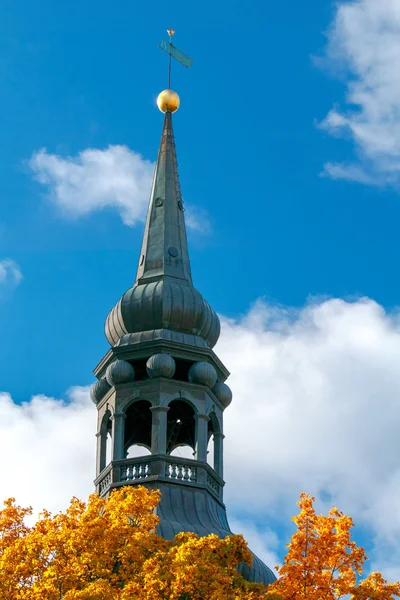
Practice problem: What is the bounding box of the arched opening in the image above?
[166,400,196,456]
[126,444,152,458]
[100,410,112,472]
[207,419,215,467]
[207,412,222,473]
[169,445,195,459]
[106,420,112,465]
[124,400,152,458]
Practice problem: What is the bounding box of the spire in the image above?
[104,106,220,350]
[135,111,192,285]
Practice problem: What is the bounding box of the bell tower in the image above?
[90,66,276,586]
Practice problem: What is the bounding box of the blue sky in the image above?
[2,0,400,583]
[1,0,393,398]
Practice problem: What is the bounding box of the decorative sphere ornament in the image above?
[188,361,217,389]
[212,381,233,408]
[157,89,180,113]
[106,360,135,386]
[146,353,176,379]
[90,379,111,405]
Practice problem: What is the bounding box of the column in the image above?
[213,432,225,478]
[194,414,210,463]
[111,411,126,461]
[96,431,105,476]
[150,406,169,455]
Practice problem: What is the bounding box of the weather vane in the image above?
[156,29,193,114]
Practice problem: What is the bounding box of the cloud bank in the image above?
[2,297,400,573]
[320,0,400,187]
[29,146,210,232]
[0,387,95,515]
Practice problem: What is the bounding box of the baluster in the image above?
[165,463,171,478]
[128,464,134,481]
[121,467,127,482]
[177,464,183,480]
[182,465,189,481]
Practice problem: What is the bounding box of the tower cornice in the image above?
[93,339,230,382]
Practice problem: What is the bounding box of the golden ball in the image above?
[157,89,180,113]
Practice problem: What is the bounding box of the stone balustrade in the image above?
[121,461,151,482]
[94,454,224,502]
[165,461,197,482]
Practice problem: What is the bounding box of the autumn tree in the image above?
[0,486,266,600]
[2,488,400,600]
[266,492,400,600]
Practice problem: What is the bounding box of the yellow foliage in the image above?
[1,487,399,599]
[0,486,265,600]
[266,492,400,600]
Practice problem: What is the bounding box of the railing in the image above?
[206,471,220,494]
[121,462,151,482]
[98,467,112,495]
[95,454,224,501]
[165,462,197,482]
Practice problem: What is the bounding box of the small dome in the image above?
[212,381,232,408]
[106,360,135,386]
[90,379,111,405]
[147,353,176,379]
[188,361,217,389]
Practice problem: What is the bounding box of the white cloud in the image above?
[319,0,400,186]
[0,386,95,516]
[218,297,400,576]
[0,259,22,287]
[4,297,400,574]
[29,146,210,231]
[29,146,153,226]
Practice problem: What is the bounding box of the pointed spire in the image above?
[135,111,192,285]
[104,103,220,350]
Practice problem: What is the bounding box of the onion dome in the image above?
[212,381,232,408]
[104,111,220,350]
[147,353,176,379]
[90,378,111,405]
[106,280,220,349]
[106,360,135,386]
[188,361,218,389]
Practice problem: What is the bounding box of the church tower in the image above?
[90,75,276,587]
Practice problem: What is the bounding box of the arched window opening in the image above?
[124,400,152,459]
[126,444,152,458]
[207,412,221,472]
[169,444,194,459]
[207,417,215,467]
[167,400,195,456]
[106,420,112,465]
[99,410,112,473]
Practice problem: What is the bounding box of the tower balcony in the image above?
[95,453,224,504]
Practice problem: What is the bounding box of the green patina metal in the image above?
[159,39,193,69]
[92,108,276,588]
